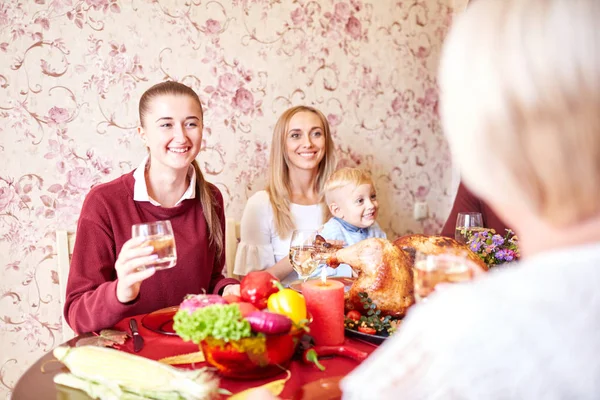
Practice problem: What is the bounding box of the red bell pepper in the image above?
[240,271,280,309]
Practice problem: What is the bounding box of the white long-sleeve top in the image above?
[233,190,325,285]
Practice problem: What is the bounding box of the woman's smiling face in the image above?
[139,94,203,173]
[285,111,326,174]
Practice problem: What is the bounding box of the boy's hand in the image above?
[223,284,241,297]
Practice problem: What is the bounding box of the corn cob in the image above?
[54,373,129,400]
[53,345,219,400]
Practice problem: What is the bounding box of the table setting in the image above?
[13,226,519,400]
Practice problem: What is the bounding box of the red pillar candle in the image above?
[302,274,345,346]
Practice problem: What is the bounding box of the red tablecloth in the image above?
[113,315,377,399]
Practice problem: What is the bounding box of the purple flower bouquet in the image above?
[465,229,520,267]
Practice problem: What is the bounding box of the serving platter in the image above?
[344,327,388,345]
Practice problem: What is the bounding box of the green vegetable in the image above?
[173,303,252,344]
[344,292,395,335]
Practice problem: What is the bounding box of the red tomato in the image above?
[222,295,242,304]
[236,302,259,317]
[346,310,361,321]
[358,326,377,335]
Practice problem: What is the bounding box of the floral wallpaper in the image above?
[0,0,467,396]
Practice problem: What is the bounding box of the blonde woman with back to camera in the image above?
[234,106,336,285]
[338,0,600,398]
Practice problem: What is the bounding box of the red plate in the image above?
[141,306,179,336]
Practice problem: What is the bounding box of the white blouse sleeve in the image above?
[233,191,277,276]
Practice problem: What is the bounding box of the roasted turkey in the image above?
[393,234,488,271]
[327,235,486,317]
[328,238,415,318]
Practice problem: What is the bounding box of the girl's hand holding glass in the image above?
[115,236,159,303]
[115,220,178,303]
[131,220,177,270]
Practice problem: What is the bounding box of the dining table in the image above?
[12,312,379,399]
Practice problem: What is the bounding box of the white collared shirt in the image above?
[132,156,196,207]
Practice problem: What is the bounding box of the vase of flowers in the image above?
[463,228,520,267]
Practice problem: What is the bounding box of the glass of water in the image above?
[132,220,177,270]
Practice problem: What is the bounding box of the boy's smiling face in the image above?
[329,183,379,229]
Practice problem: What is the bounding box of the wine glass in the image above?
[455,212,483,244]
[413,251,478,302]
[131,220,177,270]
[289,229,319,281]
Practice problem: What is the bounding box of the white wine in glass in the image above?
[132,220,177,270]
[413,252,477,302]
[455,212,483,244]
[289,229,319,281]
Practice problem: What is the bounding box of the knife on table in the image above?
[129,318,144,352]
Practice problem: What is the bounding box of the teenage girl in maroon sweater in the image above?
[64,82,239,334]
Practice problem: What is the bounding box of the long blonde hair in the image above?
[266,106,336,237]
[440,0,600,227]
[139,81,224,257]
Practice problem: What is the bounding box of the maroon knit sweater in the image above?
[64,171,238,333]
[441,182,512,238]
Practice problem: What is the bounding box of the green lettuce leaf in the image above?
[173,304,251,344]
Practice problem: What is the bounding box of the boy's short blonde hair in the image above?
[324,168,374,205]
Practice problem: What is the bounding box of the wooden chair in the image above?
[56,230,76,341]
[225,218,241,279]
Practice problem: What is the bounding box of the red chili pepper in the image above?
[302,345,368,370]
[304,349,326,371]
[358,326,376,335]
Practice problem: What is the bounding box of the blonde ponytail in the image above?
[192,160,223,258]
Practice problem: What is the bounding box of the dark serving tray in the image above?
[344,327,389,345]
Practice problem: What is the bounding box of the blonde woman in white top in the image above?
[234,106,336,284]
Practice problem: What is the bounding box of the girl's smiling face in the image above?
[139,94,203,173]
